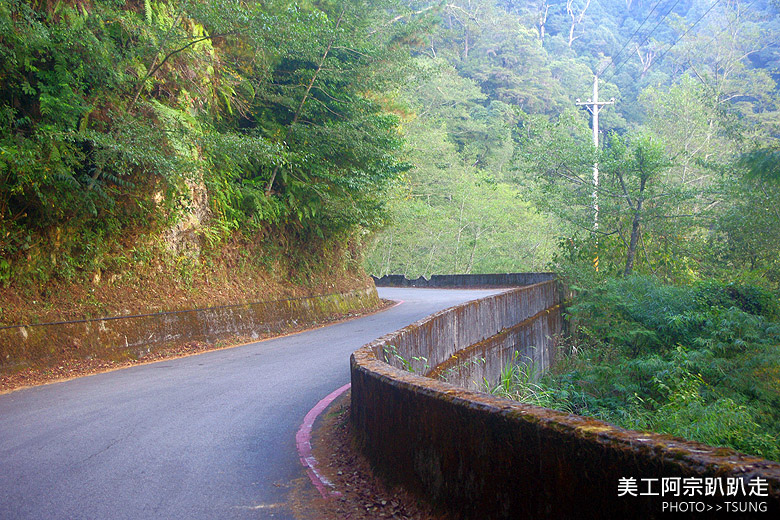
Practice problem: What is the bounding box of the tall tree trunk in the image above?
[635,45,655,77]
[383,231,394,277]
[624,178,646,276]
[454,198,466,273]
[566,0,591,48]
[624,211,641,276]
[467,225,483,274]
[538,2,549,41]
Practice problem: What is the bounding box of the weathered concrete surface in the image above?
[351,357,780,519]
[428,305,562,390]
[351,280,780,519]
[373,273,555,288]
[1,286,380,376]
[374,281,563,389]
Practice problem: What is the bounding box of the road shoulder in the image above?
[299,389,448,520]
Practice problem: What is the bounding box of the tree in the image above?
[708,145,780,287]
[565,0,590,48]
[241,0,413,236]
[668,0,778,124]
[0,0,416,285]
[519,110,710,279]
[363,54,558,277]
[600,133,670,275]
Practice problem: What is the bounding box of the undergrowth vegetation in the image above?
[498,276,780,461]
[1,0,410,293]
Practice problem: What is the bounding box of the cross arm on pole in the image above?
[573,74,616,272]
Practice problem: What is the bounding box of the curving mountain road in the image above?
[0,287,502,520]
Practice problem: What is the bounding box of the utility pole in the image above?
[576,74,614,270]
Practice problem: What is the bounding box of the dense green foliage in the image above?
[364,57,558,276]
[365,0,780,281]
[3,0,777,285]
[0,0,411,286]
[492,276,780,460]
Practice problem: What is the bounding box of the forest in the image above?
[365,0,780,282]
[1,1,779,458]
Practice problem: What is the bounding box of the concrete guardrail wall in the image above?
[373,272,555,288]
[1,286,380,376]
[351,276,780,519]
[374,279,562,390]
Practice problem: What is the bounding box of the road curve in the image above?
[0,287,503,520]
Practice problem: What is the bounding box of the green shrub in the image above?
[501,275,780,461]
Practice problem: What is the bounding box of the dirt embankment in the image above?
[1,232,380,390]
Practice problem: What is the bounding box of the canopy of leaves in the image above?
[0,0,414,284]
[366,0,780,281]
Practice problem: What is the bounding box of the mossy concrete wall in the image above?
[373,273,555,288]
[350,279,780,519]
[375,281,563,390]
[1,286,380,376]
[428,304,562,390]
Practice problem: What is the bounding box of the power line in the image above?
[603,0,686,84]
[699,1,772,86]
[575,75,615,271]
[648,0,726,76]
[640,0,771,109]
[597,0,667,77]
[696,0,763,82]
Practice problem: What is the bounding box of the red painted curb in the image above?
[296,298,404,498]
[296,383,351,498]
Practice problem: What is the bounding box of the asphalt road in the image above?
[0,287,502,520]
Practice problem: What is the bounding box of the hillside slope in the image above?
[0,0,410,326]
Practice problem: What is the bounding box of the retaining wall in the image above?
[351,279,780,519]
[1,286,380,376]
